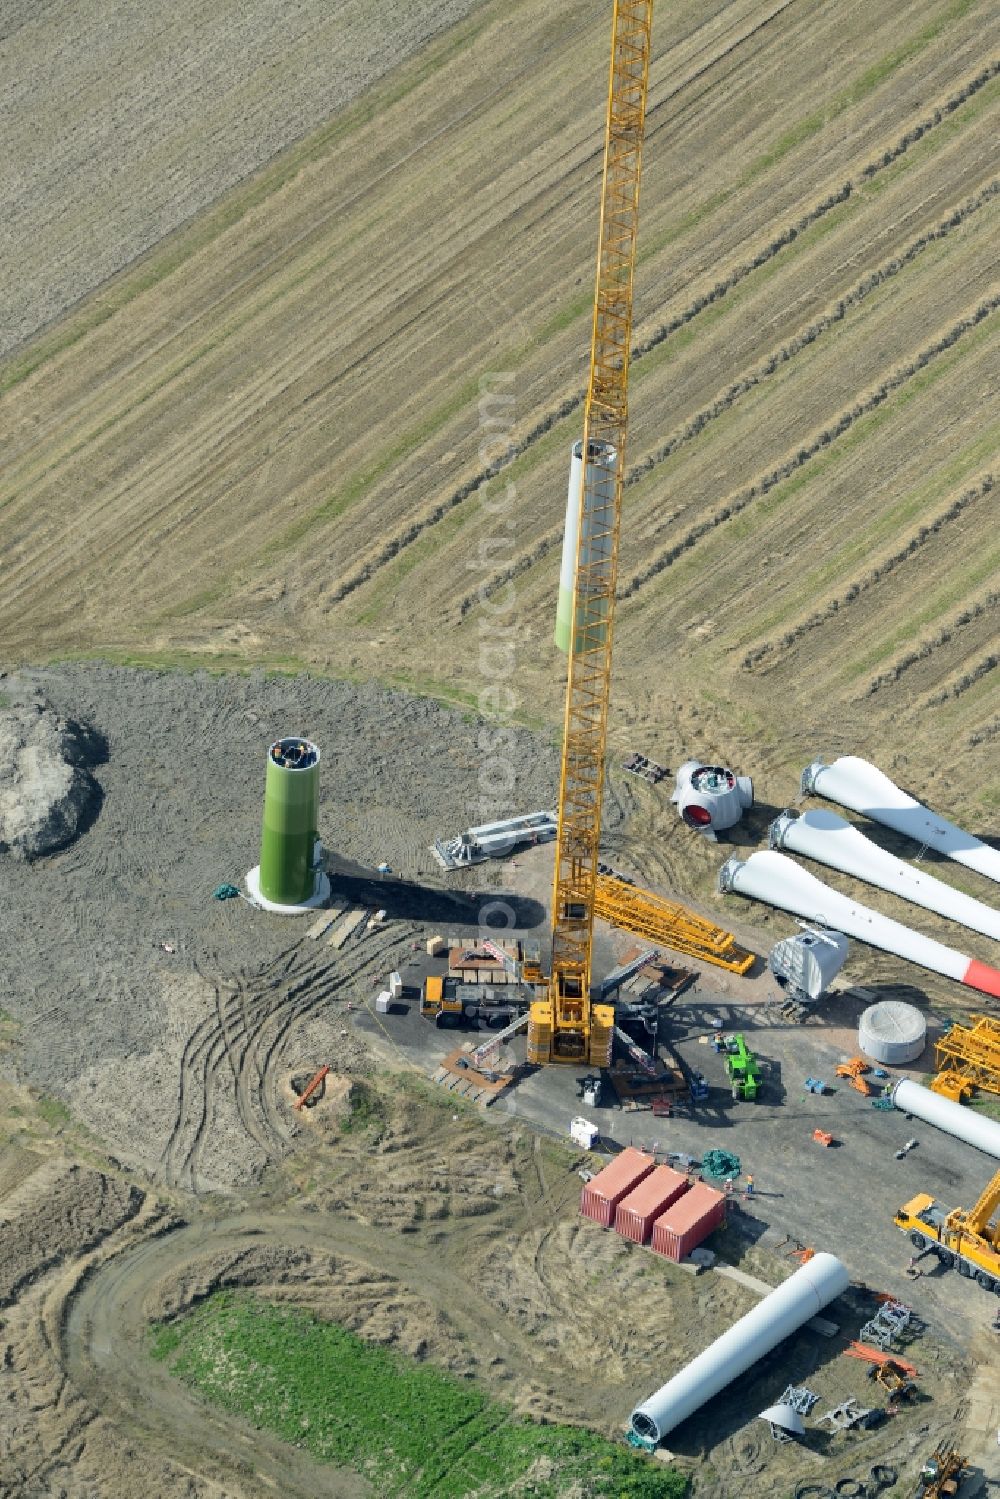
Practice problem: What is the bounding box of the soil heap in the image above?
[0,681,101,860]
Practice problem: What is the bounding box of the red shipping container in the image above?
[580,1147,655,1227]
[651,1181,726,1261]
[615,1165,690,1244]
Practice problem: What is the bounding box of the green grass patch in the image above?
[36,1096,71,1128]
[967,1094,1000,1122]
[29,647,558,731]
[44,645,316,679]
[862,70,1000,197]
[355,503,479,624]
[339,1082,386,1136]
[844,540,1000,682]
[151,1292,686,1497]
[256,374,484,566]
[630,306,998,618]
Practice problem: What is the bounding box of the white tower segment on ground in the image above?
[858,1001,926,1065]
[802,756,1000,886]
[891,1077,1000,1160]
[719,850,1000,999]
[630,1253,850,1443]
[770,809,1000,942]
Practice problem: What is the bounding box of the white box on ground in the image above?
[388,970,403,999]
[375,992,392,1014]
[570,1116,600,1149]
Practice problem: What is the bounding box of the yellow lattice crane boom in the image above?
[528,0,654,1066]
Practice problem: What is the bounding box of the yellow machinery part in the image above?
[929,1070,975,1102]
[947,1165,1000,1247]
[543,0,655,1064]
[593,874,755,974]
[934,1014,1000,1099]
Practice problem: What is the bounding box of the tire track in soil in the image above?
[159,945,316,1190]
[157,930,415,1193]
[325,62,1000,615]
[57,1214,575,1498]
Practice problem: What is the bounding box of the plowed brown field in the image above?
[3,3,997,907]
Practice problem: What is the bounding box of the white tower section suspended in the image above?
[554,440,616,654]
[630,1252,850,1443]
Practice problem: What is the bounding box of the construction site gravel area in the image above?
[1,663,999,1498]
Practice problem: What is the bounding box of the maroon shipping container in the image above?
[580,1147,655,1228]
[651,1181,726,1261]
[615,1165,690,1244]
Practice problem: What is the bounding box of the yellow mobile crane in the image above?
[895,1164,1000,1293]
[528,0,654,1067]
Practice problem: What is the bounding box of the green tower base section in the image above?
[258,736,322,906]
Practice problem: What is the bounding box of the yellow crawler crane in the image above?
[528,0,654,1066]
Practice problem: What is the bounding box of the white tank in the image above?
[630,1252,850,1443]
[768,928,848,1000]
[891,1077,1000,1160]
[858,1001,926,1065]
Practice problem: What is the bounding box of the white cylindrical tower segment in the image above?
[891,1077,1000,1160]
[554,439,617,653]
[858,1001,926,1065]
[630,1252,850,1443]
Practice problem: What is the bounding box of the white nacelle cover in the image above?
[768,928,849,1000]
[671,760,754,831]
